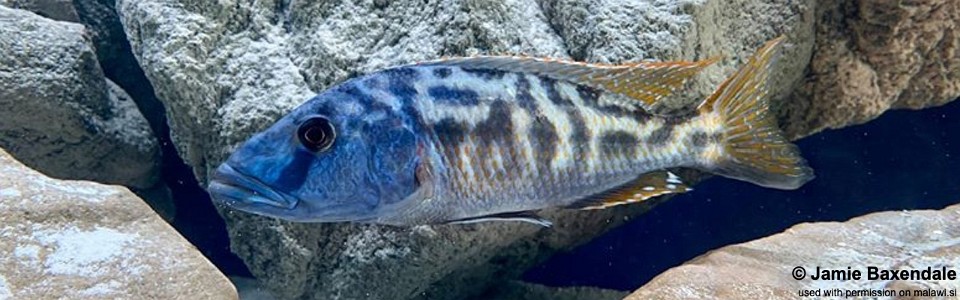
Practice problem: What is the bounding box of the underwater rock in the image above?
[72,0,172,134]
[231,276,277,300]
[114,0,827,298]
[627,204,960,299]
[0,6,161,190]
[0,148,237,299]
[8,0,172,136]
[783,0,960,138]
[485,280,628,300]
[1,0,78,22]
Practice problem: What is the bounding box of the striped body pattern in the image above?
[208,37,813,225]
[356,65,719,223]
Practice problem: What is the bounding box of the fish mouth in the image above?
[208,164,298,210]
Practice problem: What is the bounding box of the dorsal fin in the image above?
[569,170,691,210]
[416,55,720,110]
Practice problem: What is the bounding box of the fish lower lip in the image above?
[208,164,297,209]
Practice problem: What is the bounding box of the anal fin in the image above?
[446,211,552,227]
[570,171,691,210]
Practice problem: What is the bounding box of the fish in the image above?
[208,36,814,226]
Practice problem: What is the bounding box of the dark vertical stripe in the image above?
[474,100,515,149]
[690,131,709,148]
[567,108,590,163]
[542,77,573,106]
[600,131,638,158]
[434,118,468,151]
[647,115,688,146]
[647,124,675,146]
[576,84,601,105]
[515,75,539,116]
[552,81,588,172]
[690,131,724,149]
[474,100,516,181]
[383,67,427,134]
[530,115,558,172]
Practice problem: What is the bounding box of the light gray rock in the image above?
[0,6,161,189]
[539,0,816,109]
[116,0,821,299]
[72,0,172,134]
[0,147,237,299]
[3,0,78,22]
[7,0,172,137]
[627,204,960,299]
[117,0,960,298]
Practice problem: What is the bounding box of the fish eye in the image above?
[297,116,336,152]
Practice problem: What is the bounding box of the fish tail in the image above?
[695,36,814,189]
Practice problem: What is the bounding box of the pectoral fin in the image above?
[446,211,553,227]
[570,170,691,210]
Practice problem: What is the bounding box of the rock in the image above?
[783,0,960,139]
[0,6,161,190]
[72,0,172,134]
[231,276,277,300]
[484,281,628,300]
[2,0,78,22]
[0,148,237,299]
[8,0,172,140]
[114,0,957,299]
[627,204,960,299]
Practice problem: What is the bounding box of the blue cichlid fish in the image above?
[208,37,814,226]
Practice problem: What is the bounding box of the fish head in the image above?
[208,81,423,223]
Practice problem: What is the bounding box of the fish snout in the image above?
[208,164,299,210]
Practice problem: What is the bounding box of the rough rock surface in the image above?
[0,6,160,189]
[6,0,172,138]
[485,281,628,300]
[2,0,78,22]
[114,0,958,299]
[0,148,237,299]
[784,0,960,138]
[73,0,172,134]
[628,204,960,299]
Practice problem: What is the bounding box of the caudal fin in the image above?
[696,36,814,190]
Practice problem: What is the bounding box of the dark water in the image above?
[524,99,960,290]
[161,137,252,277]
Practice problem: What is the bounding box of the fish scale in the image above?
[208,37,814,225]
[401,65,699,221]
